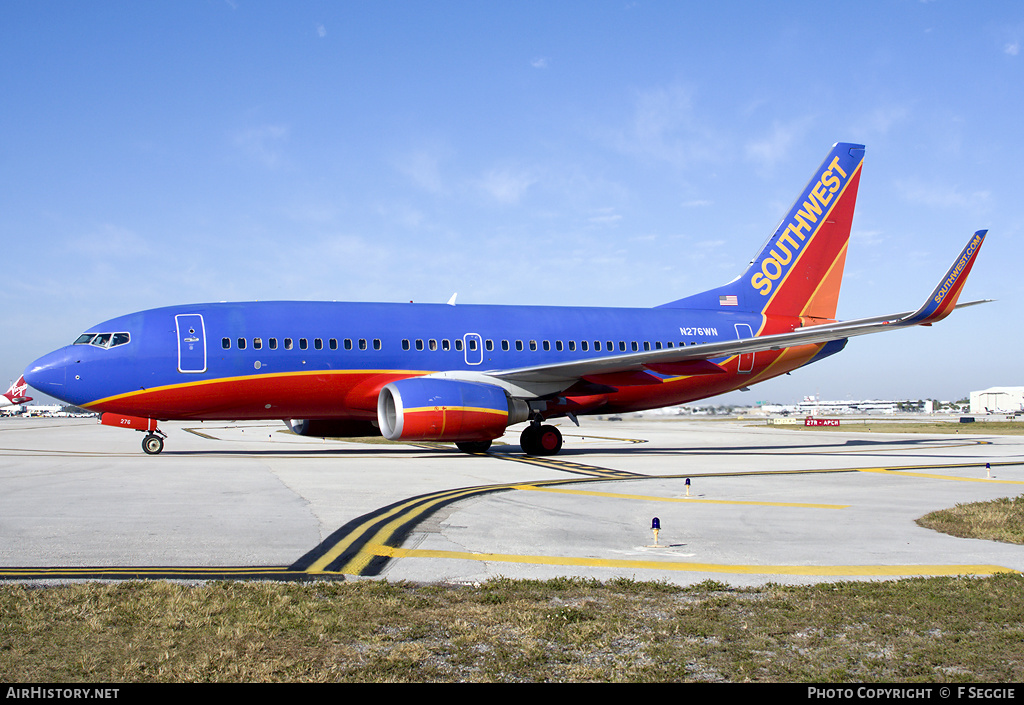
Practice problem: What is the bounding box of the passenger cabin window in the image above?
[269,338,278,350]
[237,338,246,350]
[284,338,293,350]
[329,339,338,350]
[222,338,231,350]
[253,338,263,350]
[314,338,323,350]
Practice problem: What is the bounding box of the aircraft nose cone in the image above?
[24,348,70,401]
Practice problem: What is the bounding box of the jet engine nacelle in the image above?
[377,377,530,442]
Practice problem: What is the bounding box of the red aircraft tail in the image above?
[660,142,865,323]
[1,375,32,407]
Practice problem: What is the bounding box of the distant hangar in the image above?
[971,387,1024,415]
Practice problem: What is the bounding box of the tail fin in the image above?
[0,375,32,408]
[661,142,865,321]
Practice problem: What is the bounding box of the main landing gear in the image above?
[520,422,562,456]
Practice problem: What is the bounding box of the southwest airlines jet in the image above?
[23,143,987,456]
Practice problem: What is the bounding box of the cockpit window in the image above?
[72,332,131,349]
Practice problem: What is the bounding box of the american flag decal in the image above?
[719,295,738,306]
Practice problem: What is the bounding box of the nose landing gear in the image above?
[142,431,166,455]
[99,413,167,454]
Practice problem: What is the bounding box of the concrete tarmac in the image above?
[1,415,1021,586]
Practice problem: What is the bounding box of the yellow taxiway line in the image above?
[515,484,848,509]
[367,545,1015,577]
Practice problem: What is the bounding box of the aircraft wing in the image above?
[488,230,988,388]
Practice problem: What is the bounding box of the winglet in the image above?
[906,230,987,325]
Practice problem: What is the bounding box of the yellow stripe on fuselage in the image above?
[83,369,434,409]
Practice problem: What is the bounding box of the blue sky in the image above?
[2,1,1020,404]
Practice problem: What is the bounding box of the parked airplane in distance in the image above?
[23,143,987,456]
[0,376,32,409]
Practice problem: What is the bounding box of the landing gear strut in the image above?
[520,423,562,456]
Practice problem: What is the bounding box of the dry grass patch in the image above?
[917,495,1024,544]
[2,575,1023,682]
[773,421,1024,435]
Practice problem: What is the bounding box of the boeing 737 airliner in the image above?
[23,143,987,455]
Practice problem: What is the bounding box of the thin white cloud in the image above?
[895,179,991,211]
[745,119,814,169]
[588,208,622,225]
[531,57,548,69]
[232,125,289,167]
[607,83,724,168]
[477,168,537,204]
[394,149,448,194]
[317,24,327,38]
[70,224,154,258]
[859,105,910,136]
[1006,42,1019,56]
[852,229,886,247]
